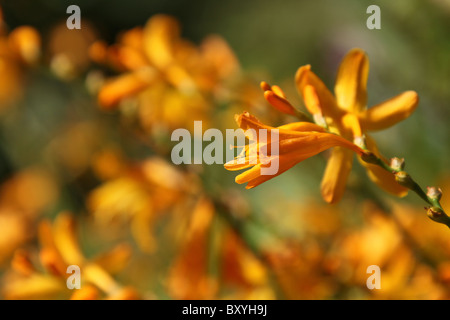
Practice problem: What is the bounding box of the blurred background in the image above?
[0,0,450,299]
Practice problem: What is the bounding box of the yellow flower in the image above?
[224,112,365,189]
[295,48,418,203]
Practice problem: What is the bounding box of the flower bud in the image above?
[426,206,448,224]
[394,171,415,189]
[426,186,442,202]
[360,151,378,165]
[390,157,405,171]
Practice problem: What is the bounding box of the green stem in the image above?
[411,181,432,205]
[360,151,450,229]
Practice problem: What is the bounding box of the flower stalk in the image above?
[360,153,450,229]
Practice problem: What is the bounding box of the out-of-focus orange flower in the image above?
[88,155,192,253]
[0,210,30,266]
[0,167,58,266]
[1,212,137,300]
[46,121,103,178]
[330,202,448,299]
[166,196,275,300]
[8,26,40,65]
[224,112,364,189]
[0,16,40,110]
[263,241,335,299]
[93,14,240,133]
[95,14,239,101]
[0,166,58,218]
[166,197,218,299]
[295,48,418,203]
[220,230,275,299]
[90,147,127,181]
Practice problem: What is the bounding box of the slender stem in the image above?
[357,180,442,272]
[411,181,432,205]
[294,109,314,123]
[360,151,450,229]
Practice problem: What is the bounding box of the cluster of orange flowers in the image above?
[0,9,448,301]
[89,14,267,135]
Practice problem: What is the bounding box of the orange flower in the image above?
[224,112,364,189]
[88,155,191,253]
[0,22,40,110]
[94,14,239,110]
[295,48,418,203]
[91,14,242,135]
[2,213,137,300]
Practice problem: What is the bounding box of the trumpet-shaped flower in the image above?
[224,112,365,189]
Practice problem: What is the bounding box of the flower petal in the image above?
[275,134,364,156]
[200,35,240,80]
[359,91,419,131]
[236,113,359,146]
[52,213,85,265]
[270,85,287,98]
[263,90,296,115]
[244,155,306,189]
[224,157,256,172]
[235,164,263,185]
[302,84,322,115]
[235,112,273,132]
[341,113,362,139]
[334,48,369,113]
[295,65,341,118]
[142,14,179,69]
[98,68,158,109]
[8,26,41,65]
[320,147,354,204]
[277,122,326,132]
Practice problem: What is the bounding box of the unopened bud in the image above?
[427,186,442,201]
[260,81,271,92]
[360,151,378,165]
[390,157,405,171]
[427,206,448,224]
[394,171,415,189]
